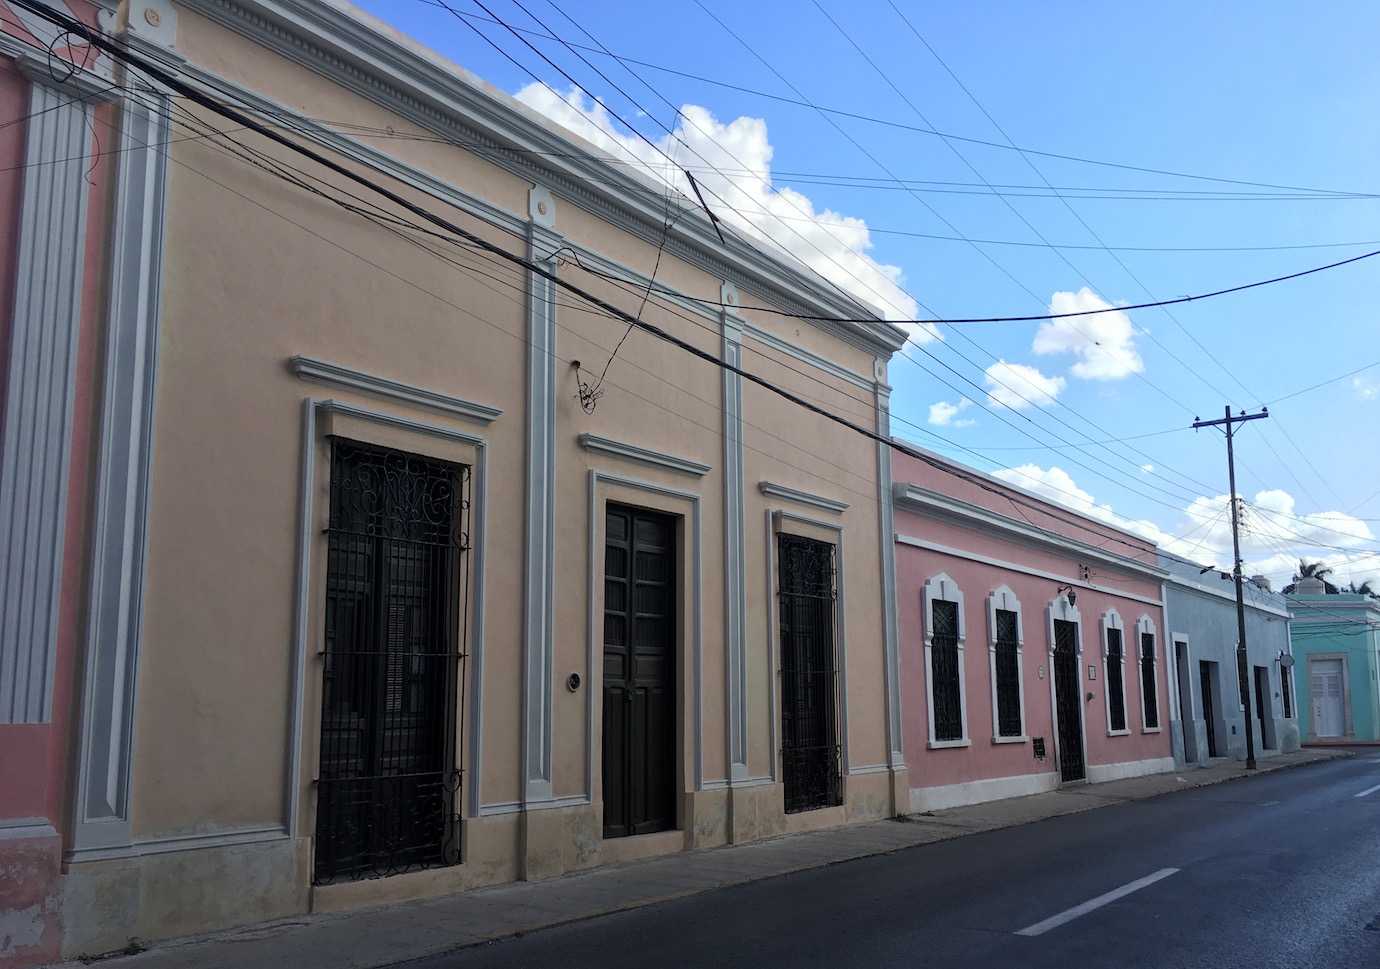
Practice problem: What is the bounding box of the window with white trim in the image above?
[987,585,1025,741]
[1103,610,1128,734]
[1137,617,1159,731]
[923,574,967,745]
[1281,663,1294,718]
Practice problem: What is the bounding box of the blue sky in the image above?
[355,0,1380,585]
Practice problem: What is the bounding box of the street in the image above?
[402,755,1380,969]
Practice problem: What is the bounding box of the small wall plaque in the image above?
[1088,665,1097,681]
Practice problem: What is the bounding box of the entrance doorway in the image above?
[777,533,842,813]
[602,505,677,839]
[1200,661,1219,758]
[1052,619,1085,782]
[1175,641,1195,763]
[1310,658,1345,739]
[1254,666,1275,750]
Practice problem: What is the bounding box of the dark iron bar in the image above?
[1106,627,1127,732]
[1140,632,1159,729]
[930,599,963,742]
[314,438,469,884]
[994,609,1022,737]
[778,533,842,814]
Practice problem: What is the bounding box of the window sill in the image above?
[1141,726,1162,734]
[991,735,1028,745]
[928,738,971,750]
[1106,728,1131,737]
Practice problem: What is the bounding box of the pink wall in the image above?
[0,9,114,961]
[893,450,1172,794]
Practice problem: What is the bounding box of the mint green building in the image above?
[1287,583,1380,744]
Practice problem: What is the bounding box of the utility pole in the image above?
[1193,405,1269,770]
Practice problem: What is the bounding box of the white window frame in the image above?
[1101,608,1130,737]
[1136,615,1161,733]
[923,572,969,748]
[986,585,1027,743]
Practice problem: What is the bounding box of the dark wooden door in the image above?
[1200,662,1218,757]
[1176,643,1195,763]
[1254,666,1272,749]
[1052,619,1085,782]
[602,505,676,839]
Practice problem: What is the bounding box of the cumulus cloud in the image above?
[984,361,1065,410]
[990,464,1380,589]
[1354,375,1378,400]
[514,84,937,341]
[1033,288,1143,380]
[928,398,974,427]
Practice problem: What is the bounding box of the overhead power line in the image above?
[419,2,1375,199]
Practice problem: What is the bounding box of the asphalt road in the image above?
[399,753,1380,969]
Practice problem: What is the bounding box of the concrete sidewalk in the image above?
[58,749,1347,969]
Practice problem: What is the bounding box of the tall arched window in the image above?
[987,585,1026,741]
[1137,616,1160,732]
[923,573,968,746]
[1102,609,1129,735]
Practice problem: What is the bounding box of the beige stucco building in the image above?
[3,0,910,957]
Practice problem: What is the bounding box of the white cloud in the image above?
[1354,375,1378,400]
[984,361,1065,410]
[989,465,1380,591]
[514,84,937,341]
[1034,288,1143,380]
[1140,463,1154,474]
[928,398,974,427]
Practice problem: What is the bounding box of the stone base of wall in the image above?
[0,824,62,969]
[1085,756,1176,784]
[61,834,310,960]
[908,770,1060,812]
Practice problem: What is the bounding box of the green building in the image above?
[1287,581,1380,744]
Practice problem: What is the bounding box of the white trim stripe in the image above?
[1015,868,1180,937]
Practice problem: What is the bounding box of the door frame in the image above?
[765,508,849,787]
[1199,660,1219,757]
[1046,595,1088,785]
[1306,652,1351,740]
[587,471,701,816]
[1173,636,1195,763]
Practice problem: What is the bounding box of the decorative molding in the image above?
[1164,572,1290,618]
[894,535,1162,608]
[288,399,489,828]
[0,819,59,842]
[175,0,907,357]
[767,509,849,777]
[894,483,1167,582]
[722,293,748,781]
[71,90,172,853]
[922,572,968,747]
[874,384,904,769]
[0,80,94,725]
[522,202,559,804]
[758,481,848,514]
[288,356,501,424]
[742,322,874,391]
[477,794,590,817]
[579,433,710,478]
[68,824,289,864]
[588,471,703,795]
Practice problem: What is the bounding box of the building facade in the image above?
[1159,555,1299,766]
[893,447,1173,812]
[0,0,910,961]
[1287,583,1380,745]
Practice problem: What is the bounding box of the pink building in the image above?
[892,447,1173,811]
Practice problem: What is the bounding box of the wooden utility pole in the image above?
[1192,406,1269,769]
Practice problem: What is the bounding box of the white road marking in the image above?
[1354,784,1380,799]
[1015,868,1180,937]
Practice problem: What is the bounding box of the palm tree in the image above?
[1283,560,1340,595]
[1346,579,1377,598]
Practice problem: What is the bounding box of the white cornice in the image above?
[289,355,501,424]
[897,535,1162,608]
[893,483,1167,582]
[759,481,849,514]
[177,0,908,357]
[578,433,710,478]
